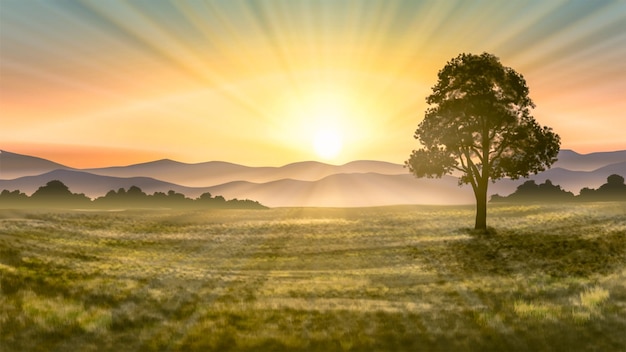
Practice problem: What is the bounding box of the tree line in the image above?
[491,174,626,203]
[0,180,267,209]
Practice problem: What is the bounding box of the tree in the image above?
[31,180,72,198]
[490,179,574,203]
[406,53,560,231]
[578,174,626,201]
[30,180,90,207]
[607,174,625,186]
[0,189,28,207]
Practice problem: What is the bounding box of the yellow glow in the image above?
[313,128,342,160]
[275,78,408,164]
[308,95,346,161]
[1,1,624,167]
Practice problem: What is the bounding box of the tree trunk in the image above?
[474,182,488,231]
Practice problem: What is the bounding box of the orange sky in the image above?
[1,1,625,168]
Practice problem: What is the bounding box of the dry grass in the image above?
[0,203,625,351]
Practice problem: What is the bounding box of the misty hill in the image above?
[0,169,474,206]
[83,152,624,190]
[84,160,261,187]
[2,167,625,208]
[83,159,406,186]
[204,173,476,207]
[3,149,625,187]
[0,150,71,179]
[1,149,625,207]
[0,169,211,199]
[202,166,624,207]
[552,150,626,171]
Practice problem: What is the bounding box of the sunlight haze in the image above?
[1,0,625,167]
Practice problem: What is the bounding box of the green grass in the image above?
[0,203,625,351]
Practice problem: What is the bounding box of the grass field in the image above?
[1,203,625,351]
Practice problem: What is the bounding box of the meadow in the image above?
[0,203,625,351]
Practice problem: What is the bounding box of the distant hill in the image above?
[5,148,624,185]
[205,174,476,207]
[552,150,626,171]
[84,159,406,186]
[0,169,211,199]
[0,169,474,207]
[1,149,625,207]
[0,150,71,179]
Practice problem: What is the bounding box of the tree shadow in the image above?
[459,227,498,237]
[449,228,626,277]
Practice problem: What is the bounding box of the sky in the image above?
[1,0,625,168]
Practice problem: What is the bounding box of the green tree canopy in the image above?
[406,53,560,231]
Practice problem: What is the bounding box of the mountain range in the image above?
[1,149,625,207]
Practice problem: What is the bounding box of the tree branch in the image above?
[489,133,511,168]
[460,147,480,191]
[469,145,483,162]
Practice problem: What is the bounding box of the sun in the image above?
[276,87,362,162]
[313,128,342,160]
